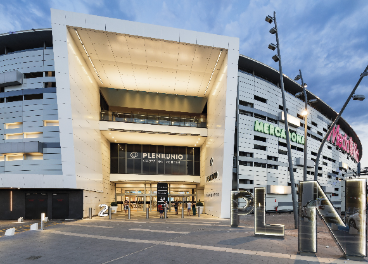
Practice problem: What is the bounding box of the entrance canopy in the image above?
[68,27,226,97]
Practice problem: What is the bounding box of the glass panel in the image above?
[146,113,158,124]
[159,115,170,126]
[170,116,180,126]
[110,143,118,173]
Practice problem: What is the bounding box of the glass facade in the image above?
[111,143,200,176]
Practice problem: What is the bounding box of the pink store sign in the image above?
[327,125,359,162]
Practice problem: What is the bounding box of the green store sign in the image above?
[254,120,304,145]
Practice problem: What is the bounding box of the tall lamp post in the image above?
[314,66,368,180]
[266,12,298,229]
[294,70,308,181]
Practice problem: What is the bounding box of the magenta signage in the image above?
[327,125,359,162]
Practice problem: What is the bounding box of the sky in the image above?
[1,0,368,169]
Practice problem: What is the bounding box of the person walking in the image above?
[124,200,129,213]
[187,201,192,216]
[174,200,178,215]
[158,203,163,219]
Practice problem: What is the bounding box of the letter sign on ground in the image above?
[299,180,366,259]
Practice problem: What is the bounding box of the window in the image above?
[6,154,24,161]
[24,94,43,100]
[278,142,287,148]
[239,152,253,157]
[254,162,267,168]
[279,105,288,112]
[239,110,253,116]
[311,151,317,156]
[267,164,278,170]
[44,120,59,127]
[323,128,327,132]
[239,100,253,108]
[45,71,55,77]
[312,121,318,127]
[297,114,304,120]
[267,155,278,161]
[278,150,287,155]
[5,133,23,140]
[44,82,56,88]
[254,95,267,103]
[327,146,332,150]
[254,113,266,120]
[317,131,323,136]
[239,161,253,166]
[24,72,43,78]
[6,96,23,102]
[254,135,266,142]
[5,122,22,129]
[24,132,42,139]
[254,144,266,151]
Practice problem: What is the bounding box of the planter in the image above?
[110,206,118,214]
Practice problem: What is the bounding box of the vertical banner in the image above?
[254,187,284,237]
[298,180,366,259]
[230,191,254,227]
[157,183,168,210]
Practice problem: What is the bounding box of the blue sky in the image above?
[1,0,368,168]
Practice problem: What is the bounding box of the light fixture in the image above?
[353,95,365,101]
[269,27,277,34]
[272,54,279,62]
[295,92,303,98]
[265,15,273,24]
[204,50,222,95]
[360,71,368,77]
[301,110,308,116]
[308,99,318,104]
[268,43,277,51]
[303,83,308,88]
[294,75,301,81]
[74,29,103,84]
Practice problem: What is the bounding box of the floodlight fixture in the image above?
[295,92,303,98]
[301,110,308,116]
[308,99,318,104]
[268,43,277,51]
[269,27,277,34]
[265,15,273,24]
[303,83,308,88]
[361,71,368,77]
[294,75,301,81]
[353,94,365,101]
[272,54,279,62]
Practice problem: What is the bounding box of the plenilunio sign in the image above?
[254,120,304,145]
[327,125,359,162]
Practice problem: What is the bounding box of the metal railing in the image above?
[100,111,207,128]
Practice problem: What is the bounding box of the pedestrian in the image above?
[187,201,192,216]
[175,200,178,215]
[192,202,196,216]
[124,200,129,213]
[164,201,168,218]
[158,203,163,218]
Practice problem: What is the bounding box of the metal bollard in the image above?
[198,207,201,217]
[181,206,184,218]
[40,213,45,230]
[164,207,167,219]
[108,207,112,219]
[128,206,131,219]
[89,207,92,219]
[146,207,149,219]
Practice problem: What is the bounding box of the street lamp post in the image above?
[266,11,298,229]
[314,66,368,180]
[295,70,308,181]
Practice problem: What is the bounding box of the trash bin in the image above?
[193,206,196,216]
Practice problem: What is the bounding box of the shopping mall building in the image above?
[0,9,362,219]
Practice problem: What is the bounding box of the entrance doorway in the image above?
[52,193,69,219]
[25,193,48,219]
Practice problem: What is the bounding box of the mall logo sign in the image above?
[130,152,184,160]
[327,125,359,162]
[254,120,304,145]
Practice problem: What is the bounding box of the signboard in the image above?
[254,120,304,145]
[157,183,168,210]
[327,125,359,162]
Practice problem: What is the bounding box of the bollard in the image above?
[40,213,45,230]
[89,207,92,219]
[146,207,149,219]
[198,207,201,217]
[181,206,184,218]
[164,207,167,219]
[108,206,112,219]
[128,206,131,219]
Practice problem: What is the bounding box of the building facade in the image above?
[0,10,362,219]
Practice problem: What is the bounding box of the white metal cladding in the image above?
[0,47,63,188]
[237,71,358,210]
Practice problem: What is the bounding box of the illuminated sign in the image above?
[279,111,301,127]
[231,191,254,227]
[299,180,366,258]
[254,121,304,145]
[254,187,285,237]
[327,125,359,162]
[98,204,108,217]
[267,185,291,194]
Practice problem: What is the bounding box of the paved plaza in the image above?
[0,211,366,264]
